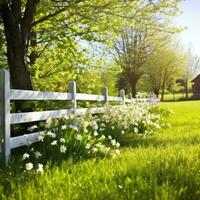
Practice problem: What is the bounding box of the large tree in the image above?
[114,27,154,96]
[0,0,126,90]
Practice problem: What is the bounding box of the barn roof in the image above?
[191,74,200,82]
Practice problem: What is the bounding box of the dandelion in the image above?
[60,145,67,153]
[22,153,30,160]
[61,125,67,130]
[26,162,33,171]
[76,134,82,141]
[36,164,44,173]
[34,151,42,159]
[59,138,65,143]
[51,140,57,145]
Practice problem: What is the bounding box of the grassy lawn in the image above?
[1,101,200,200]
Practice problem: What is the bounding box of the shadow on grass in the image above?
[119,132,200,149]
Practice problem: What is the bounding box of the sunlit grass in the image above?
[1,101,200,200]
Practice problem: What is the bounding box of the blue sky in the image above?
[174,0,200,55]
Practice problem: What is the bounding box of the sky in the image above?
[174,0,200,56]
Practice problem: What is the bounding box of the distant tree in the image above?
[146,47,184,101]
[113,27,154,97]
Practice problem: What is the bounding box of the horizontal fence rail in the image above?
[9,89,72,100]
[0,69,138,167]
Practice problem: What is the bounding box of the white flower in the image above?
[51,140,57,145]
[64,115,69,120]
[84,128,88,133]
[134,127,138,133]
[46,118,52,124]
[76,134,82,141]
[154,123,161,129]
[111,139,116,146]
[61,125,67,130]
[38,135,44,142]
[93,147,98,152]
[101,135,105,139]
[94,124,98,130]
[59,138,65,143]
[118,185,123,189]
[36,164,44,173]
[111,126,115,130]
[94,131,98,136]
[121,130,125,134]
[26,162,33,170]
[34,151,42,159]
[60,145,67,153]
[69,125,78,132]
[108,135,112,140]
[116,142,120,148]
[22,153,30,160]
[85,143,91,149]
[116,149,120,154]
[47,131,56,138]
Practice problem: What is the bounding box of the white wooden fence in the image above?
[0,69,134,167]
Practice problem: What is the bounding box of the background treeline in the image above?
[0,0,199,104]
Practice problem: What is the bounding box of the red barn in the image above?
[191,75,200,96]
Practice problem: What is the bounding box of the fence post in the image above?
[69,81,77,111]
[0,69,11,167]
[102,87,108,105]
[120,89,125,104]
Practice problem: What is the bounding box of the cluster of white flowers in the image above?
[100,102,164,135]
[21,100,169,173]
[47,131,56,138]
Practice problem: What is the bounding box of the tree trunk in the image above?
[1,1,39,111]
[128,72,140,97]
[161,78,166,101]
[185,78,188,98]
[153,87,160,97]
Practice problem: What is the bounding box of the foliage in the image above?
[145,46,186,100]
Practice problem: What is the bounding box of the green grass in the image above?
[1,101,200,200]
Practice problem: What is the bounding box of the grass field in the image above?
[1,101,200,200]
